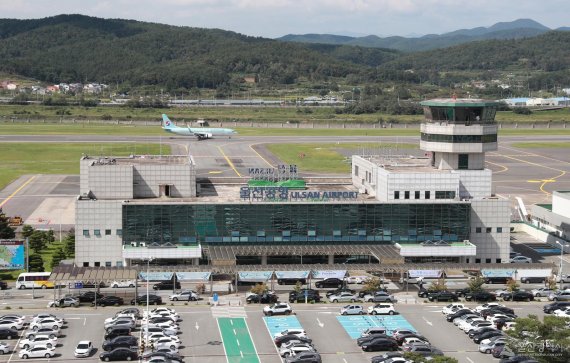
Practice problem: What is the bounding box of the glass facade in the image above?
[422,106,497,124]
[122,203,470,246]
[421,133,497,143]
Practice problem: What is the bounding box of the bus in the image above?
[16,272,54,289]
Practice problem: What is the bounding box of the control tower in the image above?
[420,98,498,171]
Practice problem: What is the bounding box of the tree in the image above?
[28,230,48,252]
[63,230,75,257]
[504,315,570,362]
[361,277,382,293]
[506,278,520,293]
[250,283,268,295]
[427,278,448,292]
[546,274,557,290]
[50,247,67,269]
[45,230,55,244]
[293,281,303,294]
[21,224,35,238]
[0,213,15,239]
[28,254,45,272]
[467,276,486,292]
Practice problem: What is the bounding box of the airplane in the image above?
[161,114,237,140]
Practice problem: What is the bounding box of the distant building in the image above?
[530,191,570,241]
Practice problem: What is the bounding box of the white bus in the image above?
[16,272,54,289]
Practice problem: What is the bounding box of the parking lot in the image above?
[0,286,552,363]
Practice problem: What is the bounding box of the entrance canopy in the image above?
[275,271,310,279]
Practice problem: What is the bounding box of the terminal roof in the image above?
[420,98,499,107]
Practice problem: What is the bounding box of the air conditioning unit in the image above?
[130,242,138,247]
[139,242,146,247]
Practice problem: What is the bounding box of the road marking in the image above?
[217,145,241,177]
[240,351,244,358]
[0,175,36,208]
[83,317,86,326]
[7,328,24,363]
[343,359,348,363]
[233,328,236,335]
[236,339,240,346]
[249,143,274,167]
[422,317,433,326]
[195,321,199,330]
[485,160,509,174]
[466,357,475,363]
[317,317,324,327]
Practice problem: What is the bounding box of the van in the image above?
[360,327,387,338]
[104,327,131,340]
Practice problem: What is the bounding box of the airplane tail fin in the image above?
[162,114,175,129]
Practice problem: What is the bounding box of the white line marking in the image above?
[230,320,233,326]
[83,317,86,326]
[195,322,199,330]
[236,339,240,346]
[316,318,324,328]
[240,351,244,358]
[233,329,236,335]
[215,319,229,363]
[343,359,348,363]
[422,317,433,326]
[466,357,475,363]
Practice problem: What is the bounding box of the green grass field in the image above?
[265,142,416,174]
[0,143,169,190]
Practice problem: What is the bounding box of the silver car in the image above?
[531,288,554,297]
[548,290,570,301]
[328,292,360,303]
[479,338,505,354]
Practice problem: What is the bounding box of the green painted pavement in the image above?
[217,317,260,363]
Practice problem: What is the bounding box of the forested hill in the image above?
[0,14,399,88]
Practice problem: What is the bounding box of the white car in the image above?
[442,303,465,315]
[153,337,181,350]
[510,256,532,263]
[554,309,570,318]
[25,328,59,340]
[345,276,368,284]
[0,319,24,330]
[145,333,181,344]
[104,318,136,330]
[556,274,570,283]
[110,280,136,288]
[143,325,178,336]
[74,340,93,358]
[464,321,492,333]
[279,343,315,357]
[20,335,57,349]
[19,346,56,359]
[475,303,504,313]
[274,329,306,339]
[147,308,177,316]
[368,303,396,315]
[340,305,364,315]
[504,322,517,330]
[31,314,63,323]
[402,337,430,348]
[487,314,512,323]
[169,290,199,301]
[263,303,293,316]
[328,292,360,303]
[458,317,484,330]
[0,342,11,354]
[104,314,136,325]
[0,315,26,324]
[30,318,63,331]
[531,288,554,297]
[146,321,179,330]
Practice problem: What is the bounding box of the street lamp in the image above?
[555,241,566,290]
[145,257,153,351]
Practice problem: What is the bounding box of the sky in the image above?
[0,0,569,38]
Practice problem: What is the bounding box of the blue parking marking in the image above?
[534,248,561,254]
[263,316,303,338]
[336,315,416,339]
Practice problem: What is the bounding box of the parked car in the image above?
[475,303,505,313]
[0,328,19,339]
[543,301,570,314]
[340,304,364,315]
[442,303,465,315]
[485,277,511,284]
[74,340,94,358]
[363,291,395,303]
[277,278,307,285]
[417,288,429,298]
[19,346,55,359]
[454,288,472,297]
[368,304,396,315]
[326,287,356,298]
[479,338,506,354]
[361,337,399,352]
[19,335,57,349]
[427,291,458,302]
[556,274,570,283]
[510,256,532,263]
[548,290,570,301]
[0,319,25,330]
[359,327,387,338]
[142,351,183,363]
[246,293,278,304]
[152,281,181,290]
[284,351,321,363]
[345,276,368,284]
[315,278,344,288]
[110,280,136,288]
[371,352,404,363]
[289,290,321,303]
[279,343,315,357]
[465,291,496,302]
[405,343,443,356]
[104,318,136,330]
[530,288,554,297]
[446,309,474,322]
[263,303,293,316]
[102,336,138,352]
[328,292,360,303]
[502,291,534,302]
[169,290,199,301]
[48,297,79,308]
[0,341,11,354]
[131,294,162,305]
[104,327,131,341]
[99,347,139,361]
[25,328,59,340]
[94,296,124,307]
[29,318,63,331]
[358,288,387,298]
[520,276,546,284]
[274,335,312,348]
[75,291,104,303]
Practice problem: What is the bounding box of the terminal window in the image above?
[94,229,101,236]
[486,227,492,233]
[116,229,122,236]
[82,229,89,237]
[497,227,503,233]
[414,191,420,199]
[105,229,111,236]
[394,191,400,199]
[425,191,430,199]
[404,191,410,199]
[354,165,359,176]
[475,227,482,233]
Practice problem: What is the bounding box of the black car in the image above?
[543,301,570,314]
[371,352,404,363]
[428,291,459,302]
[99,347,138,361]
[503,291,534,302]
[0,281,7,290]
[326,287,356,298]
[446,309,474,322]
[142,351,183,363]
[246,293,278,304]
[76,291,104,303]
[473,330,504,344]
[480,307,515,318]
[152,281,181,290]
[0,327,18,339]
[116,308,142,319]
[274,335,312,347]
[468,326,497,339]
[315,278,344,288]
[358,288,387,298]
[277,278,306,285]
[104,327,131,340]
[130,294,162,305]
[520,276,546,284]
[485,277,511,284]
[102,335,138,351]
[417,288,429,298]
[454,288,472,297]
[361,337,399,352]
[465,291,496,302]
[357,334,393,346]
[394,333,428,345]
[289,290,321,303]
[93,296,124,307]
[285,352,322,363]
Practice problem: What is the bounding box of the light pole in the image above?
[555,241,566,290]
[145,257,153,351]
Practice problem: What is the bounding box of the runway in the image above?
[1,134,570,227]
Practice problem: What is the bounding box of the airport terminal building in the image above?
[75,98,510,269]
